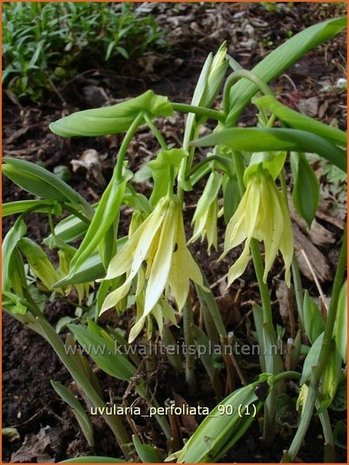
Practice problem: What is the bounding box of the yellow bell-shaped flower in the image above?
[100,196,205,321]
[222,169,293,286]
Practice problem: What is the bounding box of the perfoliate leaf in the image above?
[254,95,347,146]
[3,157,93,219]
[50,90,173,137]
[303,291,325,344]
[192,128,346,173]
[67,174,130,279]
[244,151,287,183]
[148,149,187,206]
[333,281,347,363]
[291,152,320,227]
[225,16,347,124]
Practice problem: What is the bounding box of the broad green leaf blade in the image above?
[168,381,263,463]
[3,157,93,219]
[68,324,135,381]
[50,380,94,447]
[303,291,325,344]
[19,237,61,290]
[225,16,347,124]
[44,213,91,246]
[254,95,347,146]
[148,149,187,206]
[50,90,173,137]
[132,435,164,463]
[2,217,27,291]
[191,324,217,384]
[67,175,130,278]
[301,332,324,384]
[290,152,320,227]
[333,281,347,363]
[192,127,346,172]
[2,199,61,217]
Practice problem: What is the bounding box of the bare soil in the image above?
[3,3,347,463]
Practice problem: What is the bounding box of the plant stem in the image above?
[144,113,168,150]
[21,292,134,459]
[183,299,196,393]
[114,112,145,182]
[172,102,225,123]
[188,154,233,179]
[285,227,347,461]
[222,69,274,115]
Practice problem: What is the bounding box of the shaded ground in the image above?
[3,3,347,463]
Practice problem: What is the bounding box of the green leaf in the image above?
[168,380,264,463]
[192,128,346,173]
[225,16,347,124]
[222,173,240,224]
[44,213,90,246]
[2,291,28,315]
[303,291,325,344]
[49,90,173,137]
[319,346,342,411]
[67,174,130,279]
[333,281,347,363]
[244,151,286,183]
[68,324,135,381]
[2,199,62,217]
[51,380,94,447]
[254,95,347,146]
[2,217,27,291]
[3,157,93,219]
[191,324,217,384]
[148,149,187,206]
[291,152,320,227]
[54,252,104,286]
[18,237,61,290]
[132,435,164,463]
[301,332,323,384]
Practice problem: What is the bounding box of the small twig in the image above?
[300,249,329,313]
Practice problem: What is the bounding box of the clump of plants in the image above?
[3,15,347,463]
[2,2,165,101]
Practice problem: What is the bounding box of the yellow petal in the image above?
[144,200,177,314]
[259,178,283,281]
[100,279,132,314]
[169,212,206,310]
[227,240,251,286]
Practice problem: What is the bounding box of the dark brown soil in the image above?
[3,3,347,463]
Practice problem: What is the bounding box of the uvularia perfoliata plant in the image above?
[3,15,347,463]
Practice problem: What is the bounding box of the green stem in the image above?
[286,227,347,461]
[144,113,168,150]
[23,295,134,459]
[172,102,225,123]
[183,299,196,393]
[188,154,233,179]
[222,69,273,115]
[279,169,304,330]
[114,112,145,182]
[272,371,301,385]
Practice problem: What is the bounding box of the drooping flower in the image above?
[100,196,205,332]
[189,172,222,254]
[222,168,293,286]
